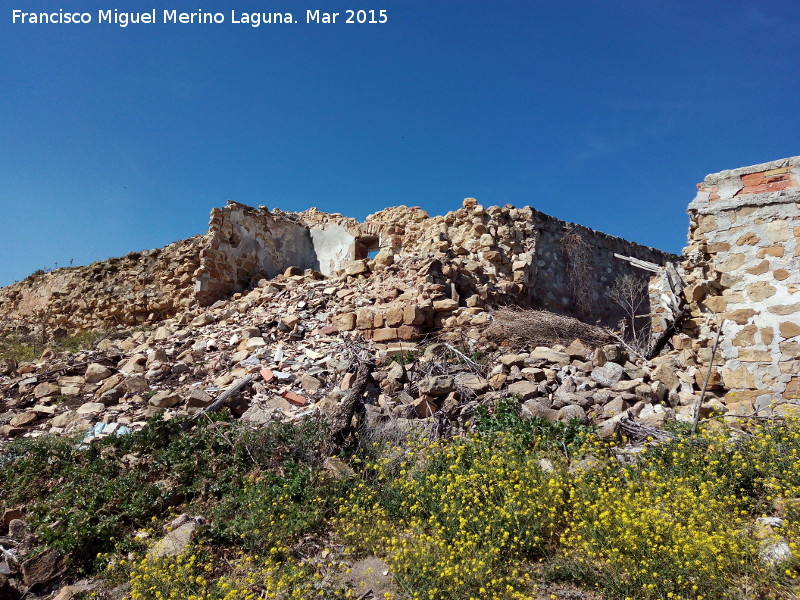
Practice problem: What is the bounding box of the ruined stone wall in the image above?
[678,156,800,403]
[0,238,202,333]
[194,202,363,305]
[0,197,675,338]
[327,199,675,343]
[532,211,671,326]
[375,199,673,327]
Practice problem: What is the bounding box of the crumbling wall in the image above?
[532,212,670,327]
[676,156,800,403]
[327,199,675,343]
[0,238,202,333]
[195,202,363,304]
[0,197,676,337]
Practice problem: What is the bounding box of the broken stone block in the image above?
[591,362,626,387]
[432,298,458,312]
[149,391,181,409]
[529,347,570,365]
[344,260,369,275]
[333,312,356,331]
[507,380,538,400]
[558,404,587,424]
[417,376,455,397]
[33,381,60,399]
[299,374,322,393]
[186,389,213,407]
[521,399,558,422]
[9,412,37,427]
[85,363,113,383]
[652,364,680,392]
[22,548,65,589]
[150,519,201,559]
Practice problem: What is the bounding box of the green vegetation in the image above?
[0,329,110,362]
[3,403,800,599]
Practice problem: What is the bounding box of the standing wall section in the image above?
[680,156,800,403]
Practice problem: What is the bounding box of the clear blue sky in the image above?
[2,0,798,286]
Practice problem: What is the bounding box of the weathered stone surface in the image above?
[9,412,37,427]
[507,380,538,400]
[149,391,181,409]
[591,362,626,387]
[85,363,113,383]
[76,402,106,415]
[746,281,777,302]
[529,347,570,365]
[652,364,680,392]
[454,373,490,394]
[521,399,558,422]
[558,404,587,423]
[33,381,60,398]
[22,548,65,588]
[150,520,199,559]
[418,376,455,396]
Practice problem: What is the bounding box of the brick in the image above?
[281,391,307,406]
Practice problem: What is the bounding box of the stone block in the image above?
[403,304,426,325]
[333,312,356,331]
[780,321,800,339]
[715,253,745,272]
[356,308,374,330]
[757,244,785,258]
[433,298,458,312]
[372,328,399,342]
[721,365,756,390]
[385,307,404,327]
[737,349,773,362]
[397,325,422,341]
[746,281,777,302]
[508,380,538,400]
[769,303,800,316]
[724,309,757,325]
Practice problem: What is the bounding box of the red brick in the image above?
[281,391,307,406]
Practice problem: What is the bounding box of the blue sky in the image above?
[1,0,799,286]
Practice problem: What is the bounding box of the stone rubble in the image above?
[0,257,746,449]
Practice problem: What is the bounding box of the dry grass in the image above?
[486,307,616,349]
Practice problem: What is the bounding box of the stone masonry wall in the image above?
[327,198,676,343]
[678,156,800,404]
[194,202,363,306]
[0,197,676,338]
[0,238,202,333]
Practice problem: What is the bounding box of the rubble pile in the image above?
[1,257,742,448]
